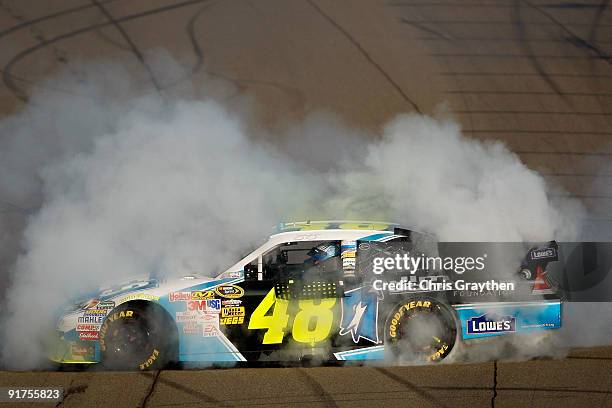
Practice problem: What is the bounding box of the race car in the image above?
[49,221,562,369]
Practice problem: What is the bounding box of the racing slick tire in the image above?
[99,302,178,370]
[385,298,457,363]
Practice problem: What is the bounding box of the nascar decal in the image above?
[339,287,381,344]
[215,285,244,299]
[467,314,516,335]
[248,288,336,344]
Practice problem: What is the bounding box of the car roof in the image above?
[273,220,398,235]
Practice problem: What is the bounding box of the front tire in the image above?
[385,298,457,363]
[99,302,178,370]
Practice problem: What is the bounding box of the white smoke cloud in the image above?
[327,114,585,241]
[0,60,590,368]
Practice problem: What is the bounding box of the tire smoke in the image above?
[0,61,591,368]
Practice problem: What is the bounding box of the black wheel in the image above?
[385,298,457,363]
[99,303,178,370]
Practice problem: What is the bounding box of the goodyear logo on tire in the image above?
[99,310,135,352]
[215,285,244,299]
[388,300,431,339]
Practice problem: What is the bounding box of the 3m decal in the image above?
[339,287,382,344]
[248,288,336,344]
[187,299,221,313]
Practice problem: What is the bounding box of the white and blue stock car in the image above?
[50,221,562,369]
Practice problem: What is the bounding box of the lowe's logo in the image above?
[467,314,516,334]
[531,247,556,260]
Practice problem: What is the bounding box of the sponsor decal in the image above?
[139,348,160,370]
[78,315,104,324]
[467,314,516,334]
[387,300,432,339]
[221,306,245,317]
[71,344,93,356]
[340,287,382,344]
[215,284,244,299]
[175,311,218,323]
[187,299,221,313]
[79,331,99,341]
[531,247,557,260]
[221,316,244,325]
[83,309,108,316]
[202,314,220,337]
[98,301,115,309]
[76,323,102,332]
[341,240,357,271]
[221,306,245,325]
[169,291,191,302]
[82,299,100,310]
[222,299,242,306]
[228,271,243,278]
[183,323,200,335]
[191,290,215,300]
[119,293,160,303]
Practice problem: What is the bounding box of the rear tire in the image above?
[99,303,178,370]
[385,298,457,363]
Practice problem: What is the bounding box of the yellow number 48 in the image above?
[248,288,336,345]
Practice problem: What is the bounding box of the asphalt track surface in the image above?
[1,0,612,407]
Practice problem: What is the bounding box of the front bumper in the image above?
[47,329,100,364]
